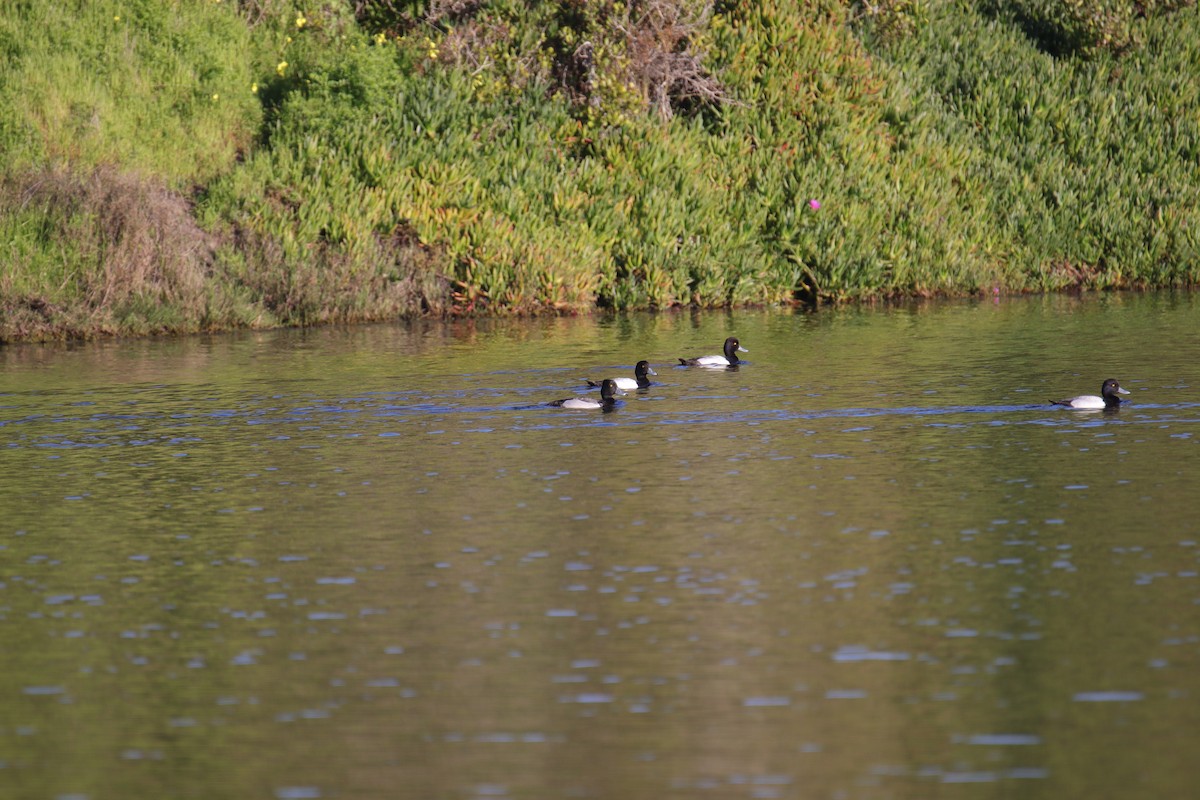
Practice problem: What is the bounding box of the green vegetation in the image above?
[1,0,1197,340]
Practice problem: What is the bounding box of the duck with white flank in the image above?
[548,378,619,410]
[678,337,747,367]
[587,360,656,391]
[1049,378,1130,409]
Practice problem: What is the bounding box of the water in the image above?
[2,292,1199,799]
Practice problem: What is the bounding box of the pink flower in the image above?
[808,199,820,210]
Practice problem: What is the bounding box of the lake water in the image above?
[2,292,1199,799]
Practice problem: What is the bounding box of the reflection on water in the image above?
[2,293,1200,799]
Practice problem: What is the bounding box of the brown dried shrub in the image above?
[1,166,218,336]
[355,0,730,121]
[610,0,729,120]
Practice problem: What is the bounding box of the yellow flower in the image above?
[251,82,258,94]
[276,61,288,76]
[296,13,306,28]
[374,32,387,45]
[211,93,220,102]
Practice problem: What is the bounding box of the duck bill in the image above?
[1118,387,1130,395]
[737,346,748,353]
[647,367,658,376]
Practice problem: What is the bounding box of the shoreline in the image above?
[4,286,1189,346]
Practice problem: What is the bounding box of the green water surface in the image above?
[2,293,1199,799]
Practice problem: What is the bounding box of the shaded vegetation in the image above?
[1,0,1198,341]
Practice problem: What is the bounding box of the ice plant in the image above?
[808,199,820,210]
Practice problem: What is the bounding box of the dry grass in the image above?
[1,166,218,339]
[0,164,451,340]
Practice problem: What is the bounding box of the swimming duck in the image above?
[587,360,656,391]
[1049,378,1130,409]
[549,378,619,410]
[678,337,747,367]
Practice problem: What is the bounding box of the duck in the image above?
[587,360,656,391]
[678,337,747,367]
[1049,378,1130,409]
[549,378,619,410]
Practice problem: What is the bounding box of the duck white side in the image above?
[678,337,747,367]
[549,379,619,410]
[587,360,656,391]
[1050,378,1130,409]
